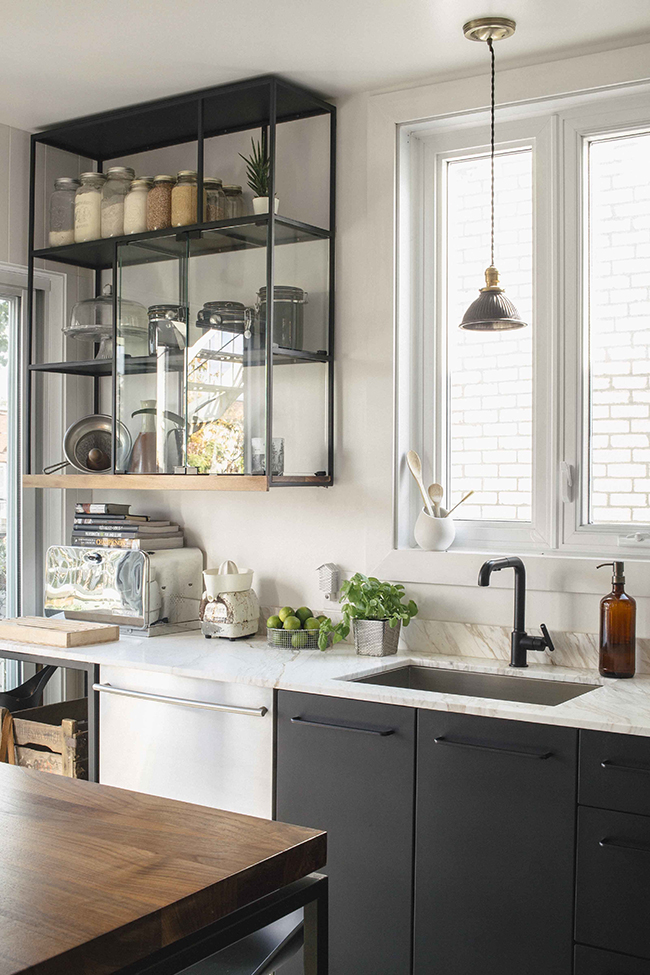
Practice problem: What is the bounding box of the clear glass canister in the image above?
[123,177,152,235]
[223,184,245,219]
[171,170,198,226]
[49,177,80,246]
[74,172,106,242]
[147,175,174,231]
[203,177,226,221]
[101,166,135,238]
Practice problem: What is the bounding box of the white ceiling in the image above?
[1,0,650,132]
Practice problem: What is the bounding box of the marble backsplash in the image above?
[260,606,650,674]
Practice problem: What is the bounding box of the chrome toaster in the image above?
[44,545,204,636]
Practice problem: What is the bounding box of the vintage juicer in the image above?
[200,560,260,639]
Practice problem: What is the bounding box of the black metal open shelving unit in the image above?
[26,74,336,489]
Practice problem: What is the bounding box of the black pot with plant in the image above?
[318,573,418,656]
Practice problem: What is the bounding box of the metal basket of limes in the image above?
[267,607,332,650]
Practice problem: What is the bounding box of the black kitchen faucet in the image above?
[478,556,555,668]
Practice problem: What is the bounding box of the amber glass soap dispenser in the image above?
[597,561,636,679]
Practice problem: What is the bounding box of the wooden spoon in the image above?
[445,490,474,518]
[427,483,444,518]
[407,451,435,516]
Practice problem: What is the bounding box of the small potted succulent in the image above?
[239,134,278,215]
[318,573,418,656]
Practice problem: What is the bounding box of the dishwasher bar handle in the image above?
[93,683,268,717]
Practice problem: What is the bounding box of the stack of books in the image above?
[72,503,184,550]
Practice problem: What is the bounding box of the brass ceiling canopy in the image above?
[459,15,526,331]
[462,17,516,43]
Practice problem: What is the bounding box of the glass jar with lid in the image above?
[74,172,106,243]
[147,175,174,231]
[123,177,152,235]
[223,184,245,219]
[203,178,226,221]
[49,177,80,246]
[171,171,198,226]
[101,166,135,238]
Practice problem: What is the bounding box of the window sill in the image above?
[374,546,650,596]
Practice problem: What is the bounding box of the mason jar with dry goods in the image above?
[123,177,152,235]
[49,177,80,246]
[147,174,174,231]
[203,177,226,221]
[223,184,245,219]
[74,172,106,243]
[171,171,198,226]
[101,166,135,238]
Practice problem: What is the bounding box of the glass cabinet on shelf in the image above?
[24,76,335,491]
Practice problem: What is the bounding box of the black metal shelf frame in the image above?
[26,75,336,487]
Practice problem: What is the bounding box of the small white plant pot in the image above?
[252,196,279,215]
[414,507,455,551]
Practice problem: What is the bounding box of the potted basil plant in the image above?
[239,134,278,215]
[318,573,418,656]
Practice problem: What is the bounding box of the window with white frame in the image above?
[397,88,650,556]
[0,287,21,691]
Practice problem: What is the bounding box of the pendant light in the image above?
[459,17,527,331]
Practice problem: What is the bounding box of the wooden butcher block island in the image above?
[0,764,327,975]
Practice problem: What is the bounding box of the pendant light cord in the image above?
[488,36,495,268]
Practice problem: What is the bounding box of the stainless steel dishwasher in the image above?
[97,665,273,818]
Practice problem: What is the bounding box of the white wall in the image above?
[8,41,650,639]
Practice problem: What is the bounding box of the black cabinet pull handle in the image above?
[601,759,650,775]
[290,716,395,736]
[433,736,552,760]
[599,836,650,855]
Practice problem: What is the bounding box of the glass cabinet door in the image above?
[116,237,189,474]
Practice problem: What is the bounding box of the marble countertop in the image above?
[3,630,650,737]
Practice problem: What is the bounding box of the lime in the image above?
[267,615,282,629]
[295,606,313,624]
[283,616,302,630]
[292,631,309,649]
[272,631,284,646]
[278,606,294,623]
[304,617,320,630]
[317,615,329,624]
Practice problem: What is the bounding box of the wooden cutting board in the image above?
[0,617,119,647]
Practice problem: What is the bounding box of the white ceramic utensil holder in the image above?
[414,507,455,551]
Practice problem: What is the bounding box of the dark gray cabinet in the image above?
[275,690,416,975]
[414,711,577,975]
[577,730,650,962]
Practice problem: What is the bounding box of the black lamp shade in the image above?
[460,288,527,330]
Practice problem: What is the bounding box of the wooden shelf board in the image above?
[23,474,268,492]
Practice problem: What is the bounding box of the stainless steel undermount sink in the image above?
[348,665,600,707]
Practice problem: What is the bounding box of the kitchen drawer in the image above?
[576,806,650,959]
[580,730,650,816]
[575,946,650,974]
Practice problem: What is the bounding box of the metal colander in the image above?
[43,414,132,475]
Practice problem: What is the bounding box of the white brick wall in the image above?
[446,149,533,521]
[589,133,650,524]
